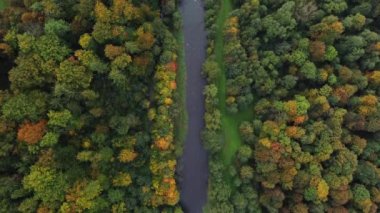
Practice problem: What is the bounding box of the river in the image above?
[178,0,209,212]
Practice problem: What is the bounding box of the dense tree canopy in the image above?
[204,0,380,212]
[0,0,182,211]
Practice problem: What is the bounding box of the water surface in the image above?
[179,0,209,212]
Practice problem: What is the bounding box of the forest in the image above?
[203,0,380,212]
[0,0,184,212]
[2,0,380,212]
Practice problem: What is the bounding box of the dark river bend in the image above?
[179,0,209,212]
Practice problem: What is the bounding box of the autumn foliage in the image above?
[204,0,380,212]
[0,0,180,211]
[17,120,47,145]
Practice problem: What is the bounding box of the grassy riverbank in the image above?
[215,0,254,169]
[174,29,188,156]
[0,0,7,10]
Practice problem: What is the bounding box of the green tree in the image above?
[23,165,68,208]
[2,91,47,122]
[352,184,372,212]
[232,192,247,211]
[203,59,220,82]
[343,13,366,31]
[55,60,92,96]
[300,61,317,80]
[337,35,367,63]
[262,1,297,40]
[237,145,252,163]
[92,22,113,43]
[322,0,348,14]
[8,54,51,91]
[44,19,70,37]
[34,35,71,62]
[355,161,380,186]
[47,109,72,128]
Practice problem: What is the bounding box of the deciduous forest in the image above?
[203,0,380,213]
[0,0,183,212]
[1,0,380,212]
[203,0,380,212]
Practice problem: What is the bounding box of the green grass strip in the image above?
[174,29,188,156]
[214,0,254,169]
[0,0,7,10]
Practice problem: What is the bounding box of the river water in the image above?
[178,0,208,212]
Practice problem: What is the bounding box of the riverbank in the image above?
[214,0,254,181]
[0,0,7,10]
[174,30,187,157]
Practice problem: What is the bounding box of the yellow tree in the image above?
[136,24,155,50]
[94,1,111,22]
